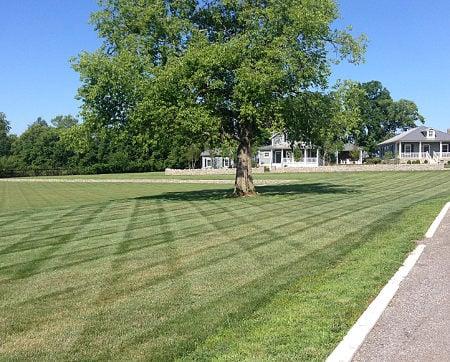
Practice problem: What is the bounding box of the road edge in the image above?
[326,201,450,362]
[425,202,450,238]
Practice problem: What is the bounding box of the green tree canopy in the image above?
[353,81,425,154]
[0,112,12,157]
[284,81,365,164]
[51,115,79,129]
[74,0,366,195]
[12,118,75,170]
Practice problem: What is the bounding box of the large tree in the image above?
[74,0,366,195]
[353,81,425,154]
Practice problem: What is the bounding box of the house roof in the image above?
[259,145,292,151]
[201,149,226,157]
[379,126,450,145]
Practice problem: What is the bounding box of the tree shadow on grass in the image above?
[134,182,361,202]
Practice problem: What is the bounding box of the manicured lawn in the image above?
[16,169,450,181]
[0,172,449,360]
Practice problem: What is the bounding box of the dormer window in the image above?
[427,129,435,138]
[272,133,286,145]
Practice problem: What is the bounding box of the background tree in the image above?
[184,144,202,169]
[12,118,75,170]
[74,0,366,196]
[353,81,424,154]
[0,112,13,157]
[284,81,364,165]
[51,114,79,129]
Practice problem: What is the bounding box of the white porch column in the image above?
[258,151,261,167]
[419,141,422,159]
[316,149,319,166]
[399,142,402,159]
[359,150,363,164]
[440,142,443,158]
[304,148,307,166]
[269,149,273,169]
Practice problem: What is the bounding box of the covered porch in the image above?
[396,141,450,162]
[258,147,319,169]
[379,126,450,164]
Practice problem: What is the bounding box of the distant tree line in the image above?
[0,79,423,178]
[0,81,424,177]
[0,112,203,177]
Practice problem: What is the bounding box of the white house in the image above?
[201,150,234,169]
[379,126,450,163]
[201,133,321,170]
[257,133,321,169]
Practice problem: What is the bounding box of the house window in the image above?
[223,158,230,167]
[273,135,282,145]
[427,129,435,138]
[404,144,412,153]
[263,152,270,158]
[443,144,449,152]
[206,159,212,167]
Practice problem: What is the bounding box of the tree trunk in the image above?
[234,136,256,197]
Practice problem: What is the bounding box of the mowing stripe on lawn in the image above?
[1,173,445,280]
[0,176,442,280]
[1,171,434,255]
[3,180,446,312]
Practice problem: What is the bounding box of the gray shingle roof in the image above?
[259,145,292,151]
[201,149,225,157]
[379,126,450,145]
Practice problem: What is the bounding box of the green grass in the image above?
[0,172,449,360]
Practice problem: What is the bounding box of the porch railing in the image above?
[305,157,318,164]
[435,151,450,158]
[401,152,420,159]
[280,157,318,165]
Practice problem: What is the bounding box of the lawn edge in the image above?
[425,202,450,238]
[326,201,450,362]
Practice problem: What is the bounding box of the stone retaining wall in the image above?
[166,164,445,175]
[269,164,445,173]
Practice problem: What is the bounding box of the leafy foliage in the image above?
[51,115,79,129]
[293,146,302,162]
[0,112,14,157]
[11,119,75,170]
[0,112,199,177]
[353,81,425,154]
[284,81,365,163]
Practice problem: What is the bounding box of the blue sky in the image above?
[1,0,449,134]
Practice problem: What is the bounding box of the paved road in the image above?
[354,208,450,361]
